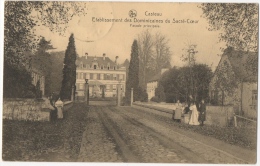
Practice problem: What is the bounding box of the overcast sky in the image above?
[35,2,226,70]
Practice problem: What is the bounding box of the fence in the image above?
[234,114,257,130]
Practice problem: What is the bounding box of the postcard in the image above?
[2,1,258,164]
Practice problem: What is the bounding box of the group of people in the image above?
[172,99,206,126]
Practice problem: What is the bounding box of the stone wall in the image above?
[205,106,235,127]
[3,98,55,121]
[63,101,74,111]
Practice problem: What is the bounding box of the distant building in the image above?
[146,68,169,101]
[209,47,257,118]
[75,53,126,99]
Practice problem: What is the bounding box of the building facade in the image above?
[146,68,169,101]
[209,47,257,118]
[75,53,126,99]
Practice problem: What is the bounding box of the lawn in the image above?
[2,102,88,161]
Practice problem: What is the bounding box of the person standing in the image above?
[189,102,200,125]
[174,100,182,122]
[198,99,206,126]
[55,98,64,119]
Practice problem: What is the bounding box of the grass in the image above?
[2,102,88,161]
[134,106,257,150]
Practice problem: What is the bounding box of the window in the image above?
[93,73,97,80]
[101,65,103,69]
[113,84,116,90]
[100,74,104,80]
[79,83,84,90]
[90,73,93,79]
[119,74,123,80]
[113,74,117,80]
[108,66,110,70]
[114,66,116,70]
[94,65,97,69]
[80,73,83,79]
[86,73,90,79]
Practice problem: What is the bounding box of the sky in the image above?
[35,2,226,71]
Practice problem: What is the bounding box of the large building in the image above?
[75,53,126,99]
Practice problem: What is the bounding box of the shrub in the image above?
[150,96,160,103]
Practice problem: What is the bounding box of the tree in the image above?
[138,29,154,89]
[138,30,172,89]
[126,40,139,105]
[60,34,77,100]
[4,1,86,98]
[32,37,55,96]
[35,80,42,99]
[155,84,166,102]
[200,3,258,52]
[151,32,172,74]
[159,64,213,103]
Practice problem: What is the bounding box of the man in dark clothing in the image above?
[198,99,206,126]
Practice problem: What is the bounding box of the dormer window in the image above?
[101,65,103,70]
[107,63,110,70]
[94,65,97,69]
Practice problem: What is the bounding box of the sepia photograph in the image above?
[1,0,259,164]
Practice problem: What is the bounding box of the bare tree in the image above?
[151,32,172,74]
[138,29,154,89]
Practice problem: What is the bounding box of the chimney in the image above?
[115,56,119,64]
[103,53,106,60]
[85,53,88,59]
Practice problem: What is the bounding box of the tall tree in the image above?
[200,3,258,52]
[138,29,154,89]
[126,40,139,104]
[4,1,86,98]
[60,34,77,100]
[33,37,55,96]
[150,32,172,74]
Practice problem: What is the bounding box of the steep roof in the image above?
[148,72,161,82]
[224,47,258,82]
[76,56,117,67]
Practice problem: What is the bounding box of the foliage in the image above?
[126,40,140,105]
[32,37,55,96]
[200,3,258,52]
[136,87,148,102]
[35,80,42,99]
[150,96,160,103]
[2,103,88,161]
[4,1,86,98]
[60,34,77,100]
[159,64,213,103]
[155,84,166,102]
[138,30,171,89]
[3,63,36,98]
[49,51,65,94]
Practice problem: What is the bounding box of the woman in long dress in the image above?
[174,100,182,122]
[189,102,200,125]
[55,98,64,119]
